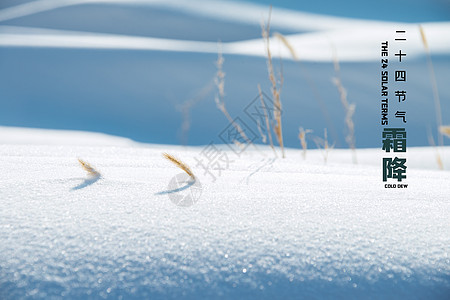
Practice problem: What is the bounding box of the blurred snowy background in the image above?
[1,0,449,149]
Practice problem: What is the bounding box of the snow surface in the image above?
[1,127,449,299]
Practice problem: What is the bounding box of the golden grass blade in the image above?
[162,152,195,180]
[78,158,100,177]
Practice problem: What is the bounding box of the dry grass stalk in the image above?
[214,43,226,109]
[427,129,444,170]
[332,47,357,164]
[233,139,245,150]
[274,32,298,60]
[440,126,450,138]
[313,128,333,164]
[420,25,444,147]
[256,119,266,143]
[298,127,312,160]
[78,158,100,177]
[436,152,444,170]
[178,81,214,145]
[162,152,195,179]
[275,32,339,145]
[261,7,285,158]
[214,43,256,150]
[258,84,277,157]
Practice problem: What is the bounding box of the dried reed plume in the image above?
[258,84,277,157]
[332,46,357,164]
[162,152,195,180]
[298,127,312,160]
[313,128,333,164]
[262,7,285,158]
[78,158,100,177]
[214,43,256,149]
[440,126,450,138]
[420,25,444,147]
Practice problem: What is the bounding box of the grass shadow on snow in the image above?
[154,179,196,195]
[71,175,101,191]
